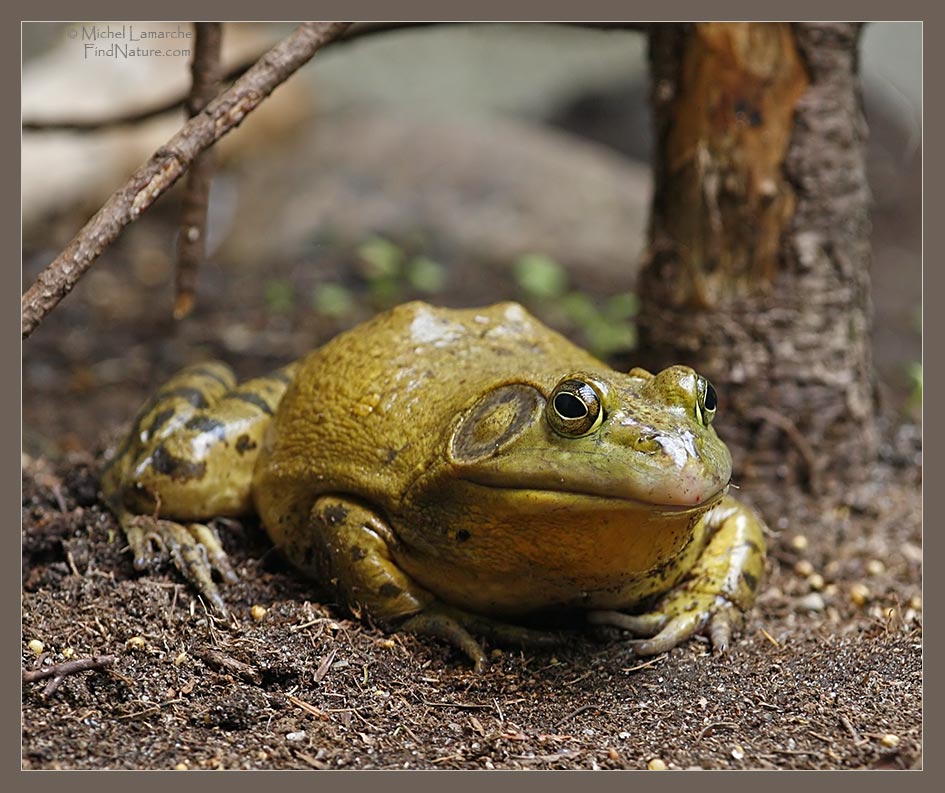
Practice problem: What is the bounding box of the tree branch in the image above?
[21,21,352,340]
[174,22,223,320]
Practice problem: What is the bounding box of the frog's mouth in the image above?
[459,471,730,513]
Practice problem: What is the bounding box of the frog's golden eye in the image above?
[695,376,718,426]
[546,378,604,437]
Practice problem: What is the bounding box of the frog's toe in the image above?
[187,522,238,585]
[121,514,232,617]
[161,520,230,617]
[628,609,708,656]
[586,609,668,636]
[587,607,703,654]
[125,515,168,571]
[593,595,744,656]
[706,603,744,653]
[400,612,488,672]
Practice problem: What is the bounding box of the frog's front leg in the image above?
[295,497,565,671]
[101,361,297,616]
[588,495,766,655]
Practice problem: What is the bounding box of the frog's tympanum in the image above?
[102,302,765,669]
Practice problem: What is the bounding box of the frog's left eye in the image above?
[695,376,718,426]
[546,378,604,437]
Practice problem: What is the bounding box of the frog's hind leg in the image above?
[103,361,298,617]
[588,496,766,656]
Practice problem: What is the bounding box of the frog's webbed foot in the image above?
[124,513,237,617]
[588,496,766,656]
[587,595,742,656]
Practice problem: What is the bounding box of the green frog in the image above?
[101,301,765,669]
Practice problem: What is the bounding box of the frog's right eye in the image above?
[546,377,604,437]
[695,376,718,426]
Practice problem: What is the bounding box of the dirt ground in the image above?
[21,96,921,768]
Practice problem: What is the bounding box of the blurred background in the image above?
[21,22,921,454]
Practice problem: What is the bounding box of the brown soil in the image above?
[21,109,921,771]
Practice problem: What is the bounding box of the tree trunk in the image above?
[639,22,876,493]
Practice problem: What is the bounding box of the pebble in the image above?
[647,758,667,770]
[286,731,306,742]
[126,636,147,651]
[850,583,871,607]
[795,593,825,613]
[794,559,814,577]
[808,573,825,591]
[790,535,809,552]
[27,639,44,656]
[866,559,886,576]
[250,605,268,622]
[880,734,900,748]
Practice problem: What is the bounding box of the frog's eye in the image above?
[695,376,718,426]
[546,378,604,437]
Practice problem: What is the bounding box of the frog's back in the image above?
[252,302,600,524]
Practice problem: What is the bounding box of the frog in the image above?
[101,301,766,670]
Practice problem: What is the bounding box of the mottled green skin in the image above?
[103,302,766,667]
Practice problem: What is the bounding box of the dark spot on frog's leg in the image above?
[456,529,471,542]
[150,445,208,481]
[235,434,258,455]
[350,545,367,562]
[184,415,227,439]
[157,386,210,409]
[323,504,348,525]
[145,407,177,440]
[741,571,758,592]
[745,539,763,555]
[187,366,233,389]
[264,369,294,385]
[224,391,274,416]
[379,583,402,599]
[385,448,398,463]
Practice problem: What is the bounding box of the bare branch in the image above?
[21,21,352,339]
[23,654,117,697]
[175,22,223,320]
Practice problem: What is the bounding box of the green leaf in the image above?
[585,321,637,358]
[264,278,295,315]
[513,253,568,299]
[357,236,405,281]
[603,291,640,321]
[558,291,598,326]
[406,256,447,294]
[312,283,355,319]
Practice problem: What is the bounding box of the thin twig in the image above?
[193,646,262,684]
[174,22,223,320]
[554,703,608,730]
[747,406,821,493]
[286,693,331,720]
[21,21,352,340]
[23,654,116,697]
